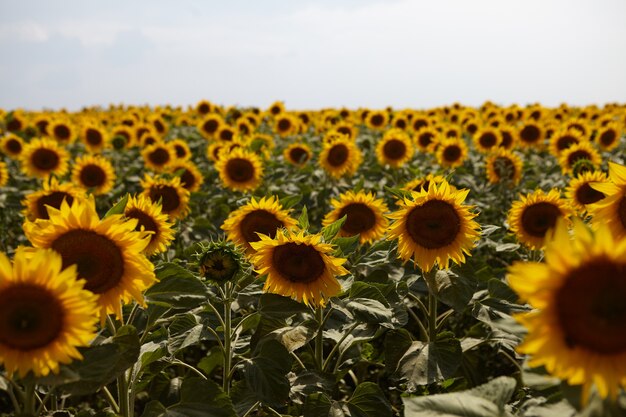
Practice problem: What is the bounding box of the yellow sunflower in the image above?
[267,101,285,117]
[485,148,523,185]
[436,138,468,168]
[216,124,237,142]
[548,129,584,157]
[498,126,517,150]
[0,248,99,377]
[403,174,449,193]
[22,177,83,221]
[319,136,362,179]
[565,170,608,215]
[0,161,8,188]
[0,133,25,158]
[558,141,601,175]
[222,196,298,253]
[322,190,389,244]
[168,139,192,161]
[23,198,156,321]
[334,122,358,141]
[80,124,109,153]
[274,114,298,137]
[586,162,626,239]
[71,154,116,195]
[195,99,214,115]
[124,194,176,256]
[168,160,204,192]
[284,142,312,167]
[413,127,441,153]
[517,121,545,149]
[365,110,389,130]
[142,142,175,172]
[387,181,480,272]
[48,118,75,144]
[250,229,348,306]
[215,147,264,192]
[20,137,70,179]
[376,129,414,168]
[207,141,226,162]
[197,114,224,140]
[140,175,191,220]
[595,123,621,151]
[472,127,501,153]
[508,189,571,249]
[508,220,626,402]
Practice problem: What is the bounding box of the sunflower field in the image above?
[1,101,626,417]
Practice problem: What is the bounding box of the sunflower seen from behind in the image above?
[250,229,348,307]
[124,194,176,256]
[322,190,389,244]
[0,248,99,377]
[215,147,264,192]
[508,188,571,249]
[20,137,69,179]
[485,148,523,186]
[388,181,480,272]
[508,220,626,402]
[222,196,298,254]
[23,198,156,321]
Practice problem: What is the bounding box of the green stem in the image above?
[424,269,438,342]
[315,305,324,371]
[23,381,36,416]
[223,282,233,395]
[406,304,429,341]
[322,322,359,371]
[102,386,120,414]
[6,383,21,415]
[118,371,131,417]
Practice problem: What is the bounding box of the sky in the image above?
[0,0,625,111]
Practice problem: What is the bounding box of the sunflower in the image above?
[436,138,468,168]
[80,124,109,153]
[124,194,176,256]
[1,133,25,158]
[71,154,116,195]
[508,220,626,401]
[473,127,501,153]
[23,198,156,320]
[216,124,236,142]
[517,121,544,149]
[149,115,168,136]
[565,118,590,138]
[111,125,135,148]
[284,142,312,167]
[236,118,255,137]
[49,118,75,144]
[411,114,431,133]
[508,189,571,249]
[22,177,83,221]
[196,99,214,115]
[558,141,601,175]
[0,248,98,377]
[403,174,449,193]
[322,190,389,244]
[565,170,608,214]
[414,127,440,153]
[222,196,298,253]
[250,229,348,306]
[376,129,414,168]
[498,126,517,150]
[0,161,8,188]
[5,111,26,133]
[197,114,223,140]
[267,101,285,117]
[334,122,358,140]
[20,137,70,179]
[548,129,584,157]
[168,160,204,192]
[207,142,226,162]
[365,110,388,130]
[168,139,192,161]
[140,175,191,220]
[319,136,362,179]
[215,147,264,192]
[485,148,523,185]
[142,142,175,172]
[387,181,480,272]
[274,114,298,137]
[197,241,243,284]
[595,123,621,151]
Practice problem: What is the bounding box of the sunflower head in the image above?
[19,137,70,179]
[387,181,480,271]
[413,127,440,153]
[72,154,116,195]
[124,194,176,256]
[284,143,312,167]
[0,248,99,377]
[142,143,175,172]
[0,161,8,188]
[22,177,84,221]
[140,174,191,220]
[565,170,608,214]
[595,123,621,151]
[403,174,450,194]
[517,122,545,149]
[169,160,204,193]
[80,124,109,153]
[197,114,224,140]
[365,110,388,130]
[473,127,501,153]
[376,129,414,168]
[319,135,362,179]
[196,240,244,285]
[558,142,601,175]
[215,147,264,192]
[250,229,348,306]
[436,138,468,168]
[1,133,25,158]
[485,148,523,186]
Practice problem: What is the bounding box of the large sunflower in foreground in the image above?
[124,194,176,256]
[485,148,523,186]
[222,196,298,253]
[22,177,83,221]
[508,220,626,401]
[71,154,116,195]
[0,248,99,377]
[24,198,156,320]
[588,161,626,239]
[508,189,571,249]
[215,147,264,192]
[250,229,348,306]
[565,170,608,214]
[387,181,480,271]
[140,175,191,220]
[322,190,389,244]
[375,129,414,168]
[319,136,362,179]
[20,137,70,179]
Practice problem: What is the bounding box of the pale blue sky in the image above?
[1,0,625,110]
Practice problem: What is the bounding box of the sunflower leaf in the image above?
[279,194,302,209]
[244,339,293,407]
[322,214,347,241]
[298,205,309,230]
[333,235,360,257]
[104,193,129,218]
[145,263,209,309]
[346,382,393,417]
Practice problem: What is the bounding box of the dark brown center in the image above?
[521,202,561,238]
[174,144,187,158]
[149,185,181,213]
[479,132,497,148]
[500,131,513,148]
[289,147,310,164]
[520,125,540,143]
[338,203,376,235]
[370,114,384,127]
[226,158,255,182]
[618,197,626,229]
[599,130,617,147]
[413,119,428,131]
[85,128,103,145]
[51,229,124,294]
[406,200,461,249]
[54,125,71,141]
[220,129,234,142]
[203,119,219,134]
[272,243,325,283]
[567,151,591,167]
[240,210,284,245]
[556,135,578,151]
[80,164,106,188]
[36,192,74,220]
[383,139,407,160]
[575,183,605,206]
[277,119,291,132]
[179,169,196,190]
[6,138,22,154]
[31,148,60,171]
[148,148,171,166]
[126,208,159,243]
[327,144,349,167]
[418,132,434,148]
[443,145,461,162]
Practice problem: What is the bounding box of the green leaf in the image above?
[279,194,302,209]
[345,298,393,325]
[259,293,309,319]
[333,234,360,256]
[104,194,129,218]
[303,393,333,417]
[244,339,293,407]
[346,382,392,417]
[349,281,389,306]
[145,263,209,309]
[383,186,413,201]
[322,214,347,241]
[488,279,519,303]
[270,322,316,352]
[436,269,477,312]
[383,329,413,373]
[298,205,309,230]
[197,346,224,377]
[396,332,462,390]
[495,242,520,252]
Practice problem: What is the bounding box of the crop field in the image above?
[0,101,625,416]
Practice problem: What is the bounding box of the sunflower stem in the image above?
[5,381,21,415]
[424,269,439,342]
[23,380,36,416]
[315,305,325,371]
[223,282,233,395]
[118,371,131,417]
[101,385,120,414]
